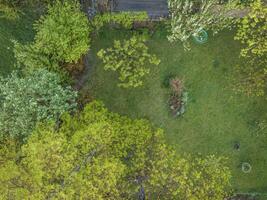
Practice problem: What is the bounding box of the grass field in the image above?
[85,27,267,193]
[0,11,35,75]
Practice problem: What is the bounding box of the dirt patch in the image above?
[73,51,92,91]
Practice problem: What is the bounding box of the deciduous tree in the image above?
[234,0,267,96]
[97,36,160,88]
[168,0,238,49]
[0,101,232,199]
[14,0,91,74]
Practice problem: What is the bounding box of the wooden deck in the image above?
[112,0,169,18]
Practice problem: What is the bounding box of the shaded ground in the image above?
[0,11,36,75]
[84,27,267,193]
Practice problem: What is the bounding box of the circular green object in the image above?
[241,162,252,173]
[193,29,208,44]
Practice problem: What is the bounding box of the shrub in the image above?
[34,0,91,63]
[13,41,59,74]
[14,0,91,74]
[97,36,160,88]
[0,1,19,20]
[91,11,148,32]
[162,73,176,88]
[234,0,267,97]
[0,69,77,140]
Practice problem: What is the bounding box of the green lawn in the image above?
[85,27,267,193]
[0,11,35,75]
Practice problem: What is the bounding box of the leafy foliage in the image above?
[13,41,59,74]
[234,0,267,97]
[97,36,160,88]
[0,69,77,140]
[235,0,267,58]
[0,101,232,199]
[91,11,148,32]
[0,1,19,20]
[34,0,91,63]
[0,0,57,20]
[168,0,238,49]
[14,0,91,74]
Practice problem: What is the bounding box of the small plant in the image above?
[241,162,252,173]
[162,73,176,88]
[168,77,188,117]
[97,36,160,88]
[212,58,220,68]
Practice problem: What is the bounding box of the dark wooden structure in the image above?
[80,0,169,19]
[112,0,169,18]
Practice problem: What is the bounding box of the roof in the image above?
[112,0,169,18]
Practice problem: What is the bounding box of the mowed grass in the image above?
[0,10,36,75]
[85,27,267,193]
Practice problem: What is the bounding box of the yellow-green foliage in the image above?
[97,36,160,88]
[14,0,91,73]
[0,2,19,20]
[34,0,91,63]
[0,101,232,199]
[235,0,267,58]
[234,0,267,97]
[91,11,148,32]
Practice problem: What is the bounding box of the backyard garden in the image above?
[0,0,266,199]
[86,26,267,193]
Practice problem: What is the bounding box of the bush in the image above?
[0,69,77,140]
[97,36,160,88]
[91,11,148,32]
[14,1,91,74]
[34,1,91,63]
[162,73,176,88]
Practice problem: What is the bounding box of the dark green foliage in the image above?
[0,69,77,140]
[162,73,176,88]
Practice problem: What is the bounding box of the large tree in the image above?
[0,101,232,199]
[168,0,238,49]
[0,69,77,140]
[14,0,91,74]
[234,0,267,97]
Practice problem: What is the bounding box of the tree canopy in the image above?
[234,0,267,97]
[0,101,232,199]
[14,0,91,74]
[168,0,238,49]
[0,69,77,140]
